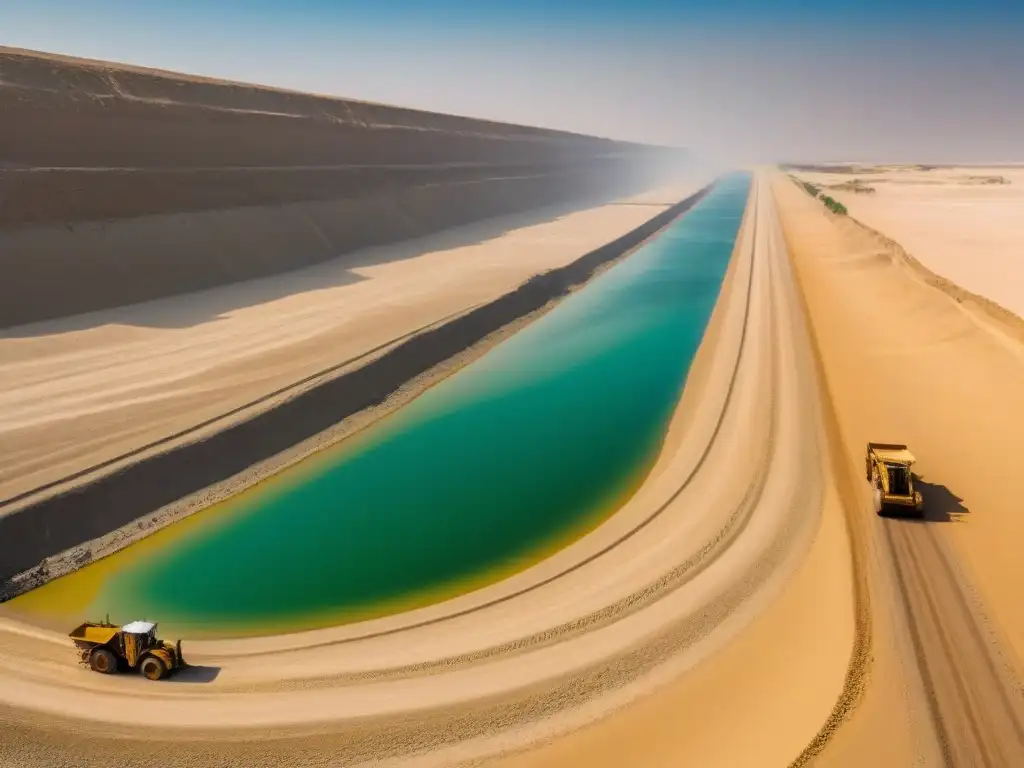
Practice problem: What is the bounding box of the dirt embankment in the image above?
[0,47,689,327]
[0,186,711,594]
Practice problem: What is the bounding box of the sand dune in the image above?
[0,175,855,766]
[793,166,1024,322]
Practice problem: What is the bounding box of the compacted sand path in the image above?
[0,176,855,766]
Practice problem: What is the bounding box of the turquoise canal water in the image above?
[17,173,750,635]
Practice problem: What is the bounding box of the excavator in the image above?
[866,442,924,516]
[69,617,185,680]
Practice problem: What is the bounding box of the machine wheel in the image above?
[872,487,883,515]
[140,656,167,681]
[89,648,117,674]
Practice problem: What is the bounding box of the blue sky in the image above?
[2,1,1022,163]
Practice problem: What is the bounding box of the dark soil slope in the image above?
[0,47,690,326]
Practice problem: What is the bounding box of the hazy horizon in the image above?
[2,1,1022,165]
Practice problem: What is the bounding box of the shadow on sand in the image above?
[883,476,969,524]
[0,264,369,338]
[1,192,629,337]
[168,664,221,684]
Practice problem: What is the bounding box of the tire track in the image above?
[883,520,1024,767]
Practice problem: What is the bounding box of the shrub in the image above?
[788,174,847,214]
[794,177,821,198]
[820,195,848,215]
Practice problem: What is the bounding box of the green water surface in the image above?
[39,174,750,634]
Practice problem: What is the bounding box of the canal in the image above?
[11,173,751,636]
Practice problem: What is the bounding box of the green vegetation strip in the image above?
[788,174,848,215]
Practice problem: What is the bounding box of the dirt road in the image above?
[774,172,1024,767]
[0,175,852,766]
[884,522,1024,766]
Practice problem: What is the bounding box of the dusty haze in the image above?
[1,2,1021,165]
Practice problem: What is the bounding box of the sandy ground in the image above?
[793,165,1024,321]
[772,172,1024,766]
[0,185,702,510]
[7,165,1022,766]
[0,176,857,766]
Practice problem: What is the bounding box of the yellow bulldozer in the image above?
[866,442,924,516]
[69,618,185,680]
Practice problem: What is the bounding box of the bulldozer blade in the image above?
[176,639,187,667]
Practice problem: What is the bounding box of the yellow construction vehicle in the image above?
[866,442,924,516]
[69,618,185,680]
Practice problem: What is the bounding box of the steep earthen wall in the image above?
[0,48,688,326]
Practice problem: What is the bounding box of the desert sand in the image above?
[4,151,1024,767]
[793,165,1024,321]
[0,175,858,766]
[769,171,1024,766]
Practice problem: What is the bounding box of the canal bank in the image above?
[1,185,715,594]
[8,174,750,636]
